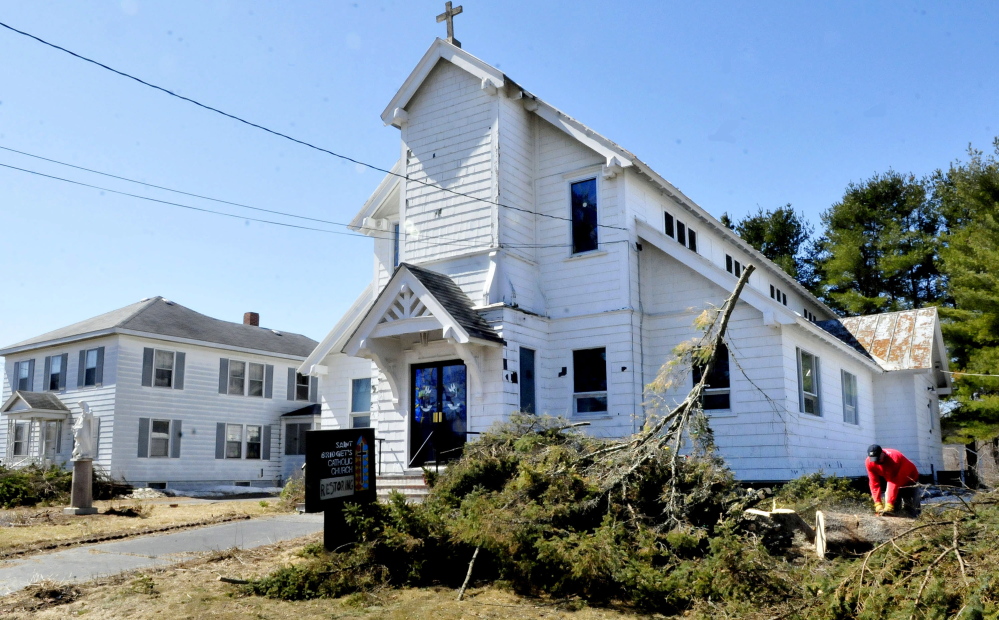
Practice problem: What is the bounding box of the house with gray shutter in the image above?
[0,297,318,490]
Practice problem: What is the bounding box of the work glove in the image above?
[873,501,884,513]
[883,503,894,514]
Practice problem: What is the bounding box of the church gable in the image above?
[380,287,433,324]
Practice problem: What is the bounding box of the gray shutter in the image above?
[12,361,20,391]
[218,358,229,394]
[26,359,34,391]
[56,420,63,453]
[95,347,105,386]
[77,350,86,387]
[141,348,154,387]
[43,357,51,390]
[58,354,68,390]
[309,376,318,403]
[171,420,182,458]
[287,368,296,400]
[796,349,804,413]
[137,417,150,458]
[215,423,226,459]
[264,364,274,399]
[173,352,186,390]
[262,425,271,460]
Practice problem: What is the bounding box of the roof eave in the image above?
[0,329,117,356]
[115,330,311,361]
[348,161,404,232]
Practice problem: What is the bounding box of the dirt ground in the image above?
[0,534,649,620]
[0,497,282,557]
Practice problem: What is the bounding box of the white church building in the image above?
[301,38,950,483]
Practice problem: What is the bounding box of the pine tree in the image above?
[731,205,813,280]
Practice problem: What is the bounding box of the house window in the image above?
[797,348,821,415]
[664,212,675,238]
[803,308,817,322]
[246,425,262,459]
[393,222,400,267]
[693,343,731,410]
[726,255,743,277]
[226,424,243,458]
[573,348,608,415]
[16,361,32,391]
[47,356,63,391]
[770,284,787,306]
[842,371,858,425]
[520,347,536,414]
[83,348,99,387]
[284,422,311,456]
[12,422,29,456]
[350,378,372,428]
[228,361,246,395]
[42,421,61,458]
[296,372,311,401]
[570,178,598,254]
[687,229,697,252]
[665,211,697,252]
[677,220,686,246]
[149,419,171,457]
[154,350,175,388]
[247,363,264,397]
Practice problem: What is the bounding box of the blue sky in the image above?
[1,1,997,348]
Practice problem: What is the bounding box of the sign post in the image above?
[304,428,377,551]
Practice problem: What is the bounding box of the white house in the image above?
[0,297,320,489]
[299,38,950,483]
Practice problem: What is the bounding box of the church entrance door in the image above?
[410,360,467,467]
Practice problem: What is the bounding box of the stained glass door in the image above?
[410,360,467,467]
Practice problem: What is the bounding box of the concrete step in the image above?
[376,472,430,503]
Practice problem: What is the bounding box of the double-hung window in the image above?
[296,372,311,401]
[570,178,598,254]
[693,343,731,410]
[228,361,246,395]
[80,348,102,387]
[46,354,67,391]
[220,359,269,397]
[797,348,821,415]
[245,425,262,459]
[573,348,608,415]
[350,378,372,428]
[154,350,175,388]
[226,424,243,458]
[149,419,171,457]
[14,360,34,391]
[842,371,858,425]
[284,422,311,456]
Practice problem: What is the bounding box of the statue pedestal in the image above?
[63,459,98,516]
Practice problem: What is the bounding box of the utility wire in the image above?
[0,20,630,233]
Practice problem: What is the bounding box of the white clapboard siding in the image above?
[497,94,537,264]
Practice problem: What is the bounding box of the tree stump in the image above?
[814,510,914,558]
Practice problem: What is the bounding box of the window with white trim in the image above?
[12,422,28,456]
[770,284,787,306]
[47,356,64,391]
[154,350,175,388]
[693,343,731,410]
[393,222,401,267]
[16,361,32,391]
[350,378,372,428]
[803,308,817,322]
[149,419,171,458]
[725,255,743,277]
[284,422,311,456]
[573,348,608,415]
[246,425,262,459]
[226,424,243,458]
[228,361,246,395]
[842,371,858,425]
[295,372,311,401]
[570,178,599,254]
[797,348,821,415]
[664,210,697,252]
[82,348,100,387]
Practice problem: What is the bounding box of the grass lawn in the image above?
[0,497,283,556]
[0,534,648,620]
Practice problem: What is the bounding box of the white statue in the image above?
[72,401,95,461]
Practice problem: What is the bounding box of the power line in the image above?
[0,20,630,234]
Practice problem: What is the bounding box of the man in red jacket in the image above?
[866,444,921,516]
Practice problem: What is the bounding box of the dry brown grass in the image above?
[0,534,648,620]
[0,498,283,556]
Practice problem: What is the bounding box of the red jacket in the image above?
[867,448,919,505]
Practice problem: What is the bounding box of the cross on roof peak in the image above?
[436,2,463,48]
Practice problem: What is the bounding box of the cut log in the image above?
[742,508,815,552]
[815,510,916,558]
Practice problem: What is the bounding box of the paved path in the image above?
[0,513,324,595]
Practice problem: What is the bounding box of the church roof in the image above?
[0,297,318,358]
[403,263,504,344]
[816,307,942,371]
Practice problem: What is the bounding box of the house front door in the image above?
[410,360,467,467]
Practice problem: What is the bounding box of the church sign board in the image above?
[304,428,376,514]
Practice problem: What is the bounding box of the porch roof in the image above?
[403,264,504,344]
[1,391,71,420]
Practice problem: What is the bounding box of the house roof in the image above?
[1,391,70,413]
[816,308,942,371]
[0,297,318,358]
[375,38,838,320]
[402,263,504,344]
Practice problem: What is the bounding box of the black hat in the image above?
[867,444,883,459]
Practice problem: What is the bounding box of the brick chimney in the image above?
[243,312,259,327]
